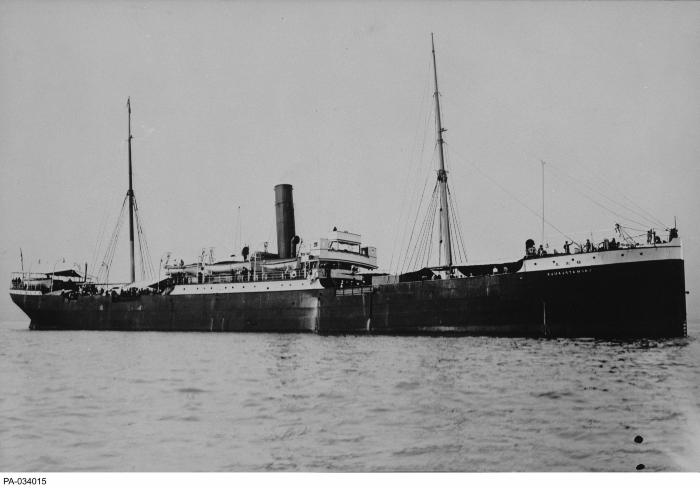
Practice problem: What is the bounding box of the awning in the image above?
[48,269,82,278]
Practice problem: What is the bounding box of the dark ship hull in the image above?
[11,249,687,338]
[321,257,686,338]
[11,286,322,333]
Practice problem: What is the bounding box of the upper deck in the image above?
[308,230,377,269]
[519,240,682,274]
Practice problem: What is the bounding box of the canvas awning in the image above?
[47,269,82,278]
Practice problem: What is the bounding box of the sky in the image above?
[1,0,699,321]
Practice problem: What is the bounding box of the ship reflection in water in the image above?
[1,321,699,471]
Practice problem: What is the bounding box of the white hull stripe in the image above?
[168,278,324,295]
[519,243,682,273]
[9,289,43,296]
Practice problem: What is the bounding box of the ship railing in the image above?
[203,270,309,285]
[10,272,49,291]
[525,240,664,260]
[335,285,373,296]
[10,282,50,292]
[11,271,50,281]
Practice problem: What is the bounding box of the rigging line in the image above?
[544,155,665,227]
[93,225,110,277]
[406,144,438,237]
[425,193,439,268]
[444,177,468,260]
[407,57,435,163]
[136,216,149,279]
[404,187,432,272]
[412,202,430,270]
[405,187,438,272]
[90,209,110,282]
[447,189,465,264]
[103,210,125,282]
[137,226,146,281]
[134,200,145,280]
[136,201,152,276]
[109,197,130,280]
[390,98,436,272]
[133,199,144,279]
[411,204,428,270]
[426,191,442,266]
[454,207,468,263]
[99,195,128,282]
[447,185,469,264]
[562,159,667,228]
[606,186,667,228]
[545,161,666,228]
[400,169,437,273]
[416,185,440,270]
[423,189,440,268]
[444,192,460,265]
[545,169,654,230]
[143,232,155,277]
[619,225,658,233]
[134,198,155,278]
[401,98,437,254]
[397,96,437,274]
[94,193,125,274]
[446,144,582,245]
[91,204,113,269]
[442,145,471,264]
[456,213,468,261]
[418,190,439,270]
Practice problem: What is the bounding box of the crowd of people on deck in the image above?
[525,226,676,260]
[526,236,623,259]
[59,284,161,300]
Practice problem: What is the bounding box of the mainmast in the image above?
[127,97,135,283]
[431,33,453,271]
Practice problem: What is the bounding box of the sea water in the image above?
[1,321,699,472]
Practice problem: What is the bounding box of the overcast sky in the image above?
[1,0,699,320]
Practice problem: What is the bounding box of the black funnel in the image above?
[274,184,296,259]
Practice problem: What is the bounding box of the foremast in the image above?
[127,98,135,283]
[431,33,453,272]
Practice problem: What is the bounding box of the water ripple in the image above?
[1,321,699,471]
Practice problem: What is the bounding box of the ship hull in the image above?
[10,258,687,338]
[319,258,687,338]
[11,288,321,333]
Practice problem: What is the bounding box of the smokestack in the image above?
[274,184,296,259]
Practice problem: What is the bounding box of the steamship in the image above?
[9,38,687,338]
